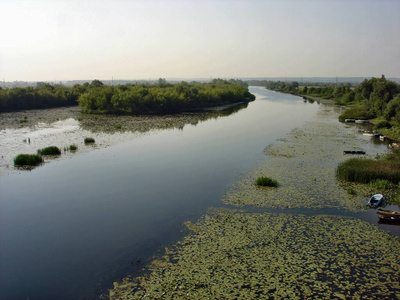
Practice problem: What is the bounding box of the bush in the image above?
[37,146,61,155]
[14,154,43,166]
[84,137,95,144]
[255,176,279,187]
[373,120,392,130]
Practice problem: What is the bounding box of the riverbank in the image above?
[0,103,247,176]
[109,93,400,298]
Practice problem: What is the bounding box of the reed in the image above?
[37,146,61,155]
[336,158,400,184]
[69,144,78,151]
[14,154,43,166]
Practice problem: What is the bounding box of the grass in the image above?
[338,105,373,122]
[84,137,95,144]
[255,176,279,187]
[37,146,61,155]
[336,158,400,184]
[14,154,43,166]
[69,144,78,151]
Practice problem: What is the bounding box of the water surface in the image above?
[0,87,366,299]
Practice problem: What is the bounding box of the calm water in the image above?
[0,87,361,299]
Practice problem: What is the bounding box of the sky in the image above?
[0,0,399,81]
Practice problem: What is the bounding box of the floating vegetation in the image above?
[37,146,61,156]
[84,137,95,144]
[14,154,43,166]
[69,144,78,151]
[223,106,375,211]
[110,211,400,299]
[255,176,278,187]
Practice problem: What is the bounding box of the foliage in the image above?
[78,79,255,114]
[69,144,78,151]
[84,137,95,144]
[37,146,61,155]
[373,120,392,130]
[369,179,396,190]
[255,176,278,187]
[14,154,43,166]
[0,82,89,112]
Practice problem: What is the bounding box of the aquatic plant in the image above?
[114,124,122,130]
[14,154,43,166]
[69,144,78,151]
[370,179,396,190]
[84,137,95,144]
[37,146,61,155]
[255,176,278,187]
[110,212,400,299]
[336,158,400,184]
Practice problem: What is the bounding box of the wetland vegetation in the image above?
[255,176,279,187]
[37,146,61,156]
[110,210,400,299]
[13,154,43,166]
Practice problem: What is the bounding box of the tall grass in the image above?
[14,154,43,166]
[37,146,61,155]
[336,158,400,184]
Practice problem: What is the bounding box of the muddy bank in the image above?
[0,103,247,176]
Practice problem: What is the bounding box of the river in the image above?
[0,87,395,299]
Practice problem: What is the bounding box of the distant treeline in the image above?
[0,83,82,112]
[78,79,254,114]
[265,75,400,139]
[0,79,254,113]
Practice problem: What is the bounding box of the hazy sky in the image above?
[1,0,399,81]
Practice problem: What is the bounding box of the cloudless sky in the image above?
[0,0,399,81]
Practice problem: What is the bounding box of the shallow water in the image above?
[0,87,323,300]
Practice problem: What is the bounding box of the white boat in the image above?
[362,132,379,137]
[355,119,369,124]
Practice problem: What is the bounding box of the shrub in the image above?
[37,146,61,155]
[84,137,95,144]
[373,120,392,130]
[255,176,279,187]
[69,144,78,151]
[14,154,43,166]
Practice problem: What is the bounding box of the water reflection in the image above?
[78,103,249,133]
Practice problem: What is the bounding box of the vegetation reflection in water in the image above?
[110,210,400,299]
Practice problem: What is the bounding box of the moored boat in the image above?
[367,194,385,207]
[343,150,366,155]
[345,119,356,123]
[362,132,380,137]
[355,119,369,124]
[376,208,400,217]
[378,215,400,224]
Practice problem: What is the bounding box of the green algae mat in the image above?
[110,211,400,299]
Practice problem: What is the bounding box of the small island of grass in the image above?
[14,154,43,166]
[84,137,95,144]
[255,176,279,187]
[37,146,61,156]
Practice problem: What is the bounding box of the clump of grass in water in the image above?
[69,144,78,151]
[37,146,61,155]
[347,187,357,195]
[255,176,278,187]
[114,124,122,130]
[14,154,43,166]
[84,137,95,144]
